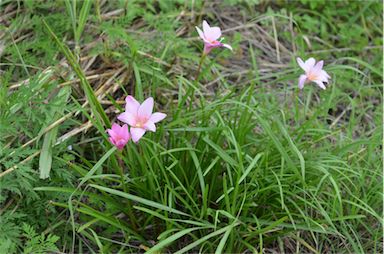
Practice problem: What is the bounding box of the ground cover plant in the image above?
[0,0,382,253]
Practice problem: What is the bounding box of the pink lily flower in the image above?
[118,96,166,143]
[297,57,331,90]
[107,123,130,150]
[195,20,232,54]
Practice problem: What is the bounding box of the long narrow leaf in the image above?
[175,223,239,254]
[42,19,110,133]
[89,184,190,216]
[146,227,204,254]
[39,86,71,179]
[76,0,93,43]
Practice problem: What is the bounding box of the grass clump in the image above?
[0,0,382,253]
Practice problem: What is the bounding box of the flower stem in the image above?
[117,150,138,231]
[195,53,207,82]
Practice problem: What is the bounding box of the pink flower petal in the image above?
[313,60,324,72]
[107,123,119,139]
[205,27,222,41]
[108,137,116,146]
[144,121,156,132]
[316,74,329,83]
[111,123,120,130]
[130,127,146,143]
[125,96,140,115]
[117,112,136,126]
[149,112,166,123]
[222,43,232,50]
[107,128,115,137]
[116,140,126,150]
[107,129,115,138]
[138,97,154,119]
[119,124,130,140]
[196,26,205,40]
[203,44,213,54]
[202,20,211,35]
[296,57,307,71]
[321,70,331,79]
[304,58,316,70]
[314,80,326,90]
[107,123,130,149]
[298,74,307,89]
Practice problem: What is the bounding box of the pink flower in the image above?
[118,96,166,143]
[297,57,331,90]
[195,20,232,54]
[107,123,130,150]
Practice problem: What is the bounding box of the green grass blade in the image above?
[79,147,116,186]
[39,86,71,179]
[214,223,234,254]
[238,153,263,184]
[174,223,239,254]
[64,0,76,41]
[146,227,204,254]
[203,136,238,167]
[89,184,190,216]
[132,62,143,101]
[42,19,110,132]
[39,128,58,179]
[76,0,93,44]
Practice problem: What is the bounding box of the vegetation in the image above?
[0,0,382,253]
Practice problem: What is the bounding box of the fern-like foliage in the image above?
[22,223,59,254]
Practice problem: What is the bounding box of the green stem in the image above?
[293,88,299,124]
[195,53,207,83]
[188,53,207,112]
[116,150,138,231]
[116,151,127,192]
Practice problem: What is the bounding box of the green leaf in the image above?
[132,62,143,101]
[42,19,110,133]
[79,147,116,186]
[146,227,204,254]
[76,0,93,43]
[174,223,239,254]
[89,184,190,216]
[238,153,263,184]
[39,86,71,179]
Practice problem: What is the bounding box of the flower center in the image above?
[208,39,220,45]
[135,117,148,128]
[307,72,318,81]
